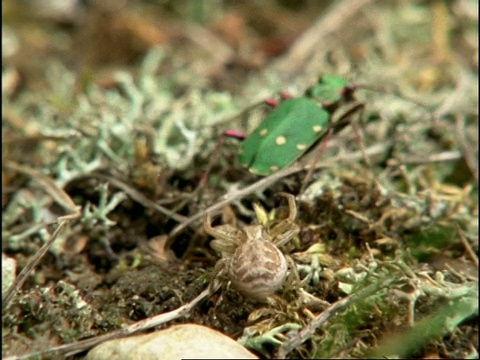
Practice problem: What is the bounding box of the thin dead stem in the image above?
[169,141,391,238]
[4,284,219,360]
[455,115,478,184]
[94,174,189,223]
[276,273,398,358]
[2,220,73,310]
[433,72,473,120]
[456,224,479,269]
[271,0,376,75]
[3,161,78,214]
[2,162,81,310]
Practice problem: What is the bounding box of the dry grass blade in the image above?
[3,284,219,359]
[455,115,478,184]
[169,141,391,237]
[2,221,74,309]
[2,162,80,309]
[276,272,398,358]
[3,161,78,214]
[94,174,188,223]
[456,224,479,269]
[271,0,376,75]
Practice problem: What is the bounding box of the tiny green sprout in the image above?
[239,74,358,176]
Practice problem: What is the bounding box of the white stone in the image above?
[86,323,258,360]
[2,253,17,297]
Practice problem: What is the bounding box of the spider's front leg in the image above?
[283,255,302,294]
[208,257,230,295]
[204,214,243,256]
[272,224,300,248]
[279,192,297,222]
[270,193,300,248]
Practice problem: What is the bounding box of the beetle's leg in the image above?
[301,128,333,188]
[347,104,371,167]
[197,137,225,191]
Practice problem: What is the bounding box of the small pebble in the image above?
[2,253,17,297]
[86,323,258,360]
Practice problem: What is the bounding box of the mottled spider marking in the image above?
[205,193,299,300]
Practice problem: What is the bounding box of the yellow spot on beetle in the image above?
[259,129,268,136]
[296,144,306,151]
[312,125,322,133]
[276,136,287,146]
[270,165,279,172]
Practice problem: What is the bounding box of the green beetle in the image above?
[239,74,357,176]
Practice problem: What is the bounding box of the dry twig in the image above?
[4,284,220,359]
[276,272,398,358]
[455,115,478,184]
[2,162,81,309]
[169,141,391,238]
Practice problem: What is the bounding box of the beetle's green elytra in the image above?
[239,97,329,175]
[308,74,348,103]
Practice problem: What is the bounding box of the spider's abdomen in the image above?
[229,240,288,300]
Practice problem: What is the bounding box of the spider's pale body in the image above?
[204,194,299,300]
